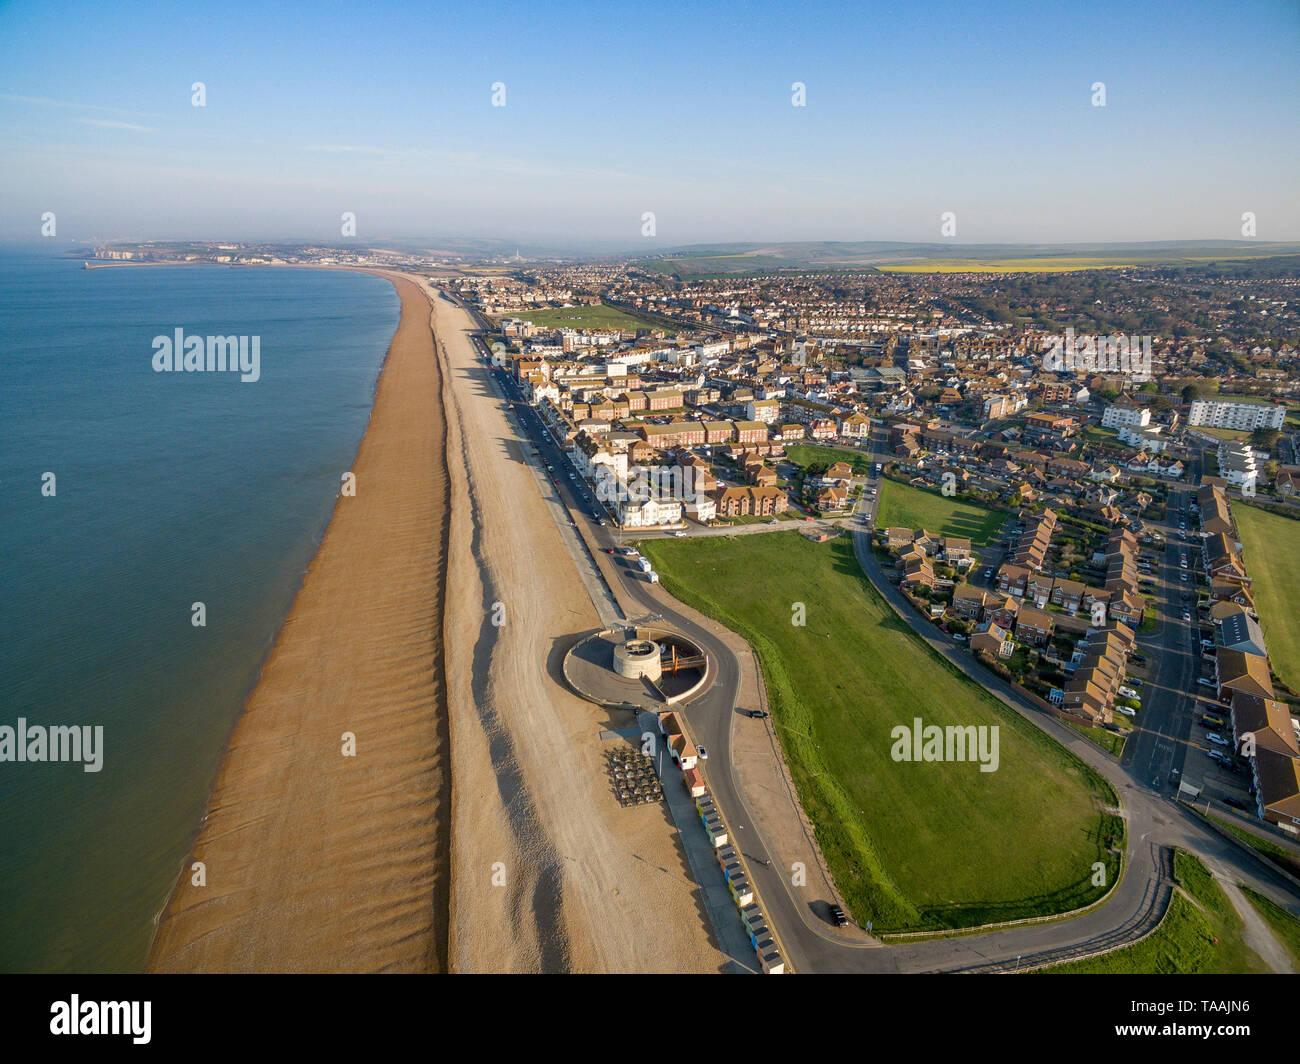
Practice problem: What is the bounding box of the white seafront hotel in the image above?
[1101,403,1151,430]
[1188,399,1286,431]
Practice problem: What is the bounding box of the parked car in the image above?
[1182,611,1192,622]
[747,709,768,719]
[696,745,707,760]
[1126,677,1143,686]
[1197,677,1215,687]
[1206,732,1230,747]
[1224,796,1253,811]
[829,904,848,927]
[983,568,993,579]
[1115,705,1136,717]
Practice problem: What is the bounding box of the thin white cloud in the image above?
[76,118,156,133]
[303,144,394,154]
[0,92,162,119]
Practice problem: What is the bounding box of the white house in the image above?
[1102,403,1151,430]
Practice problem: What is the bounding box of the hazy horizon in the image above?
[2,0,1298,246]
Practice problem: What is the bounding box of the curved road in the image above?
[484,352,1300,972]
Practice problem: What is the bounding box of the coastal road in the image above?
[487,360,1300,971]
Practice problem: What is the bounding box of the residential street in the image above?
[493,357,1300,972]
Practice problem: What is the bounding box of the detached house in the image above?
[1015,606,1055,646]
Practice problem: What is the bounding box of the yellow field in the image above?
[880,258,1141,274]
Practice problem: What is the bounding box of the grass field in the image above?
[1233,505,1300,691]
[875,478,1004,546]
[1046,851,1268,973]
[879,252,1300,274]
[489,303,677,335]
[1240,885,1300,967]
[639,531,1121,932]
[784,444,871,475]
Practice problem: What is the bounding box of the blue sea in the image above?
[0,248,400,972]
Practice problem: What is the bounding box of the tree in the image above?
[1181,384,1203,403]
[1250,428,1280,451]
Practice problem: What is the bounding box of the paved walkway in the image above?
[640,710,758,974]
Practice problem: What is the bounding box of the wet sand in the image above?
[149,272,451,972]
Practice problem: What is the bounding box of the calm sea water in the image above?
[0,249,400,972]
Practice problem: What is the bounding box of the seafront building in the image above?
[1188,398,1286,431]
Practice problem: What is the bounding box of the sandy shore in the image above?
[149,272,451,972]
[149,272,721,973]
[428,285,725,972]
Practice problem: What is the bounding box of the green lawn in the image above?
[490,303,677,335]
[1239,885,1300,967]
[1046,851,1268,973]
[1233,505,1300,691]
[784,444,871,475]
[639,532,1121,932]
[1198,426,1251,441]
[875,478,1004,546]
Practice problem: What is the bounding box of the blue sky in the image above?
[1,0,1297,247]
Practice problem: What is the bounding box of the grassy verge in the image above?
[1065,719,1126,757]
[1200,811,1300,879]
[1045,851,1267,973]
[640,531,1121,932]
[1233,504,1300,692]
[1239,885,1300,967]
[875,478,1003,546]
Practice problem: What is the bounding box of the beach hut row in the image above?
[660,710,785,972]
[693,792,729,849]
[697,790,785,975]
